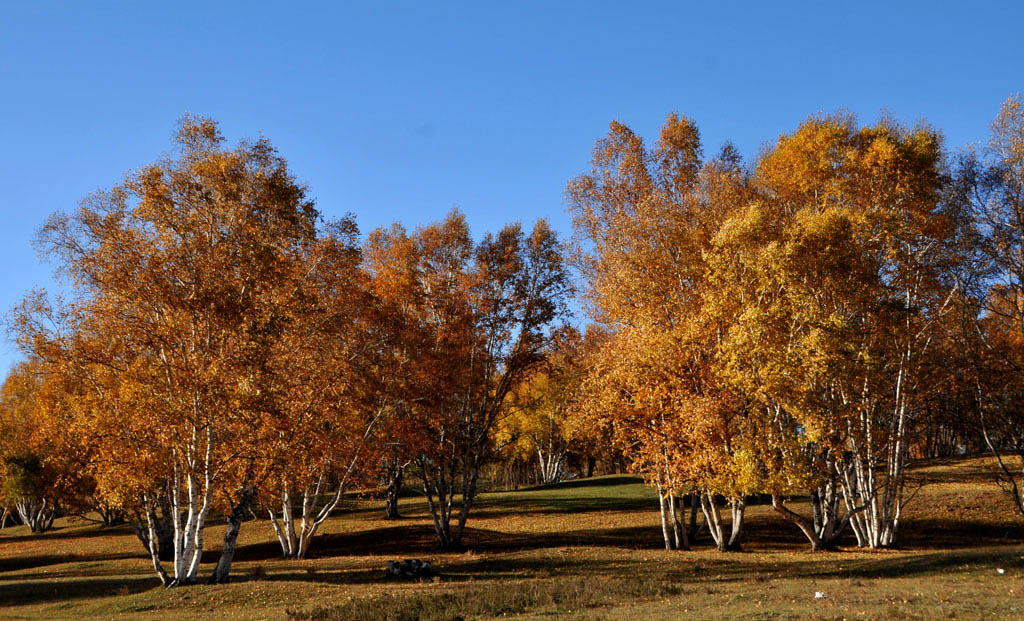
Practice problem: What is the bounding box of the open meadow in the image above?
[1,456,1022,620]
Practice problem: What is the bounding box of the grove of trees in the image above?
[3,96,1024,584]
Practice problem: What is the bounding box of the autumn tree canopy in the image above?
[364,210,572,548]
[11,116,330,585]
[5,97,1024,587]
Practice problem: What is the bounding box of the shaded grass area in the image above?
[0,575,156,607]
[1,456,1023,619]
[283,545,1024,620]
[286,576,688,621]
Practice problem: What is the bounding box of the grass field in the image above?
[1,456,1023,619]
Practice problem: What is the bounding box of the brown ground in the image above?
[0,455,1022,619]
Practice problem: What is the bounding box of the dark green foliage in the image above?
[1,454,47,504]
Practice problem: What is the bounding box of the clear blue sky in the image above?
[1,1,1022,373]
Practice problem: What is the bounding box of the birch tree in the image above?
[0,360,94,533]
[0,362,56,533]
[499,326,587,485]
[12,115,321,585]
[567,114,753,551]
[365,211,571,548]
[707,114,958,548]
[954,94,1024,518]
[258,217,392,559]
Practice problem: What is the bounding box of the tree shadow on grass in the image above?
[232,555,666,589]
[520,475,644,492]
[311,558,618,586]
[0,551,140,575]
[223,525,445,563]
[0,522,134,544]
[470,489,778,519]
[219,522,666,565]
[0,575,157,607]
[449,545,1024,584]
[221,496,1024,569]
[226,519,806,565]
[468,495,655,517]
[778,545,1024,581]
[899,517,1024,549]
[230,543,1024,595]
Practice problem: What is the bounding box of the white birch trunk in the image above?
[699,490,726,551]
[656,484,672,550]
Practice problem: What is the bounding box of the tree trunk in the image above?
[771,494,823,550]
[268,489,297,557]
[814,468,861,549]
[422,447,481,550]
[810,489,823,534]
[133,497,176,562]
[979,404,1024,520]
[668,490,688,550]
[143,500,172,587]
[536,443,567,485]
[138,430,217,587]
[699,490,726,551]
[452,456,482,549]
[210,484,256,585]
[699,491,744,551]
[657,485,672,550]
[166,456,214,586]
[687,492,700,542]
[422,458,454,549]
[727,498,745,550]
[97,502,125,527]
[269,476,350,559]
[384,462,404,519]
[16,498,56,533]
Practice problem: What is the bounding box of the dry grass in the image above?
[0,456,1022,619]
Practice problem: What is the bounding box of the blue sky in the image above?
[1,1,1022,373]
